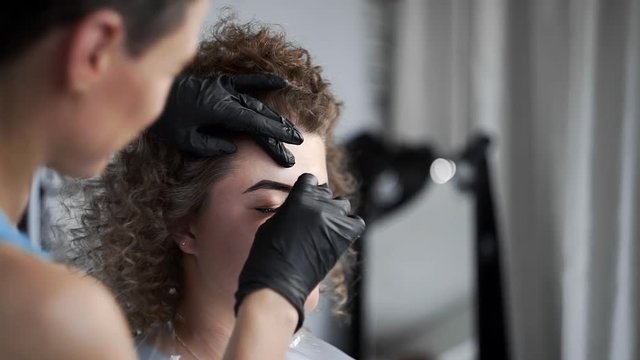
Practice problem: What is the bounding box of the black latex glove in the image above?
[235,173,366,331]
[150,74,303,167]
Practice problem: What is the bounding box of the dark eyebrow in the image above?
[243,180,292,194]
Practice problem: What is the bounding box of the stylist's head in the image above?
[0,0,209,177]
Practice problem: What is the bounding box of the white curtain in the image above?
[389,0,640,359]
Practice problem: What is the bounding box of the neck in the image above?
[173,260,237,360]
[0,78,46,223]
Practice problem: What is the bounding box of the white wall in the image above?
[203,0,375,141]
[365,183,474,359]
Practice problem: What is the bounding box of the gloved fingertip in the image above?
[197,141,237,156]
[278,147,296,168]
[266,74,288,89]
[232,73,288,92]
[291,126,304,144]
[349,215,366,232]
[281,157,296,168]
[297,173,319,187]
[223,141,238,153]
[277,116,304,145]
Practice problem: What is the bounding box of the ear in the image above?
[65,10,125,92]
[172,218,199,256]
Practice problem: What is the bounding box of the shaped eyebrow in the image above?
[243,180,292,194]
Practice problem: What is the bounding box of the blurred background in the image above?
[25,0,639,359]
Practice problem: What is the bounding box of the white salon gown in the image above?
[136,325,354,360]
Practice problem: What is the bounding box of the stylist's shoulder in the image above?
[0,244,137,360]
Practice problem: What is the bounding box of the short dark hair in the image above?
[0,0,191,65]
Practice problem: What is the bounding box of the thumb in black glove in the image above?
[150,74,303,167]
[234,173,366,331]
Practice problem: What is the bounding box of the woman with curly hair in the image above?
[72,18,360,360]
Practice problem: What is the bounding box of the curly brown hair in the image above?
[70,17,355,336]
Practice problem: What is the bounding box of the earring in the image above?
[180,241,186,246]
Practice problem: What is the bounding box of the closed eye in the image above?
[255,207,279,214]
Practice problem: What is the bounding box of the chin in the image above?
[48,155,111,179]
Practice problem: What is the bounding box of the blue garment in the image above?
[136,343,171,360]
[0,210,50,259]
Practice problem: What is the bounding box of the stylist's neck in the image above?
[0,63,50,223]
[177,259,236,360]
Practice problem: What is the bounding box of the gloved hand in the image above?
[150,74,303,167]
[235,173,366,331]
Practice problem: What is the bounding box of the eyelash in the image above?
[255,207,279,214]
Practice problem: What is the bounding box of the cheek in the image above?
[195,204,264,290]
[127,73,173,128]
[109,57,174,131]
[90,66,169,147]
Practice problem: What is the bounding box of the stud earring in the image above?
[180,241,186,246]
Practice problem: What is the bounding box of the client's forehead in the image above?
[230,134,328,190]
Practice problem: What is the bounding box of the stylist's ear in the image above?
[65,10,124,93]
